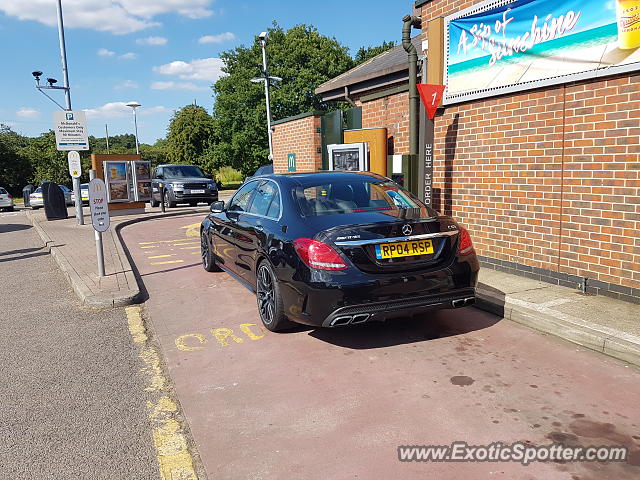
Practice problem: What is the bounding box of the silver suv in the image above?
[151,164,218,208]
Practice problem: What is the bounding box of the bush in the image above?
[215,166,244,188]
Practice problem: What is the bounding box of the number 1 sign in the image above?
[417,84,446,119]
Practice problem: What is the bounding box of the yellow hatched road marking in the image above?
[180,223,201,237]
[151,260,184,265]
[139,239,185,245]
[172,242,199,246]
[180,246,200,250]
[148,254,174,259]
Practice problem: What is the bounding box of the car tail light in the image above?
[294,238,348,271]
[457,226,474,255]
[7,194,12,199]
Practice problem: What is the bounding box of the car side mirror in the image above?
[156,174,163,180]
[210,200,225,213]
[205,174,213,179]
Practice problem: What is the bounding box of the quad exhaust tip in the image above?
[452,297,476,308]
[329,313,371,327]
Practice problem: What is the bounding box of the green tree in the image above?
[166,105,215,171]
[140,138,169,169]
[354,41,396,64]
[211,23,355,175]
[90,133,137,154]
[20,131,71,187]
[0,124,32,194]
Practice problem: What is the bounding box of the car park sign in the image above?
[88,178,110,232]
[54,110,89,151]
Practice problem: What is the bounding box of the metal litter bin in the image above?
[22,184,35,208]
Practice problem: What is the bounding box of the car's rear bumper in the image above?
[320,290,476,327]
[279,254,479,327]
[0,199,13,208]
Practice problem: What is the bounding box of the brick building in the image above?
[272,0,640,303]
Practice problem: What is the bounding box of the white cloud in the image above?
[198,32,235,44]
[16,108,40,119]
[98,48,116,57]
[0,1,214,35]
[84,102,168,119]
[136,36,168,46]
[151,81,208,91]
[114,80,139,90]
[153,58,225,82]
[141,106,171,116]
[119,52,138,60]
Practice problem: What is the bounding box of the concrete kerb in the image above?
[25,208,206,309]
[475,285,640,367]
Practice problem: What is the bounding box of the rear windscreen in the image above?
[0,188,7,194]
[295,179,423,216]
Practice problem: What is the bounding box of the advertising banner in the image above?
[444,0,640,103]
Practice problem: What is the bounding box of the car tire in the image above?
[256,260,292,332]
[164,190,176,209]
[201,230,221,272]
[150,197,159,208]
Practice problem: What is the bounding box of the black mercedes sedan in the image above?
[200,171,479,332]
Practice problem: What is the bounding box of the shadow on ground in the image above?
[0,223,32,234]
[306,304,504,350]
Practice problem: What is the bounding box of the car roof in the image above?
[156,164,199,168]
[261,170,387,184]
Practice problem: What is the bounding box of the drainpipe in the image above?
[344,86,356,107]
[402,14,422,156]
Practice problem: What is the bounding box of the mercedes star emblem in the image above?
[402,224,412,236]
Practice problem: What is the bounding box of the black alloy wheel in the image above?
[201,231,220,272]
[256,260,290,332]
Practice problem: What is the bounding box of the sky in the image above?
[0,0,414,144]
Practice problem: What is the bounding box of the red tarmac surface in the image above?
[122,213,640,480]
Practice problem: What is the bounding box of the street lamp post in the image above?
[250,32,282,162]
[126,101,141,154]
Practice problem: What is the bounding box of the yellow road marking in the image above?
[180,223,201,238]
[124,306,197,480]
[140,245,160,249]
[175,334,207,351]
[126,306,148,344]
[190,252,201,255]
[148,254,175,259]
[179,246,200,250]
[139,239,185,245]
[172,242,199,246]
[151,260,184,265]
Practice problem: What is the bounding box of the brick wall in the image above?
[420,0,640,298]
[272,114,322,174]
[360,91,411,155]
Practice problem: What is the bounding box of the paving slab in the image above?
[476,269,640,366]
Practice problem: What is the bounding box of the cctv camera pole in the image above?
[56,0,84,225]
